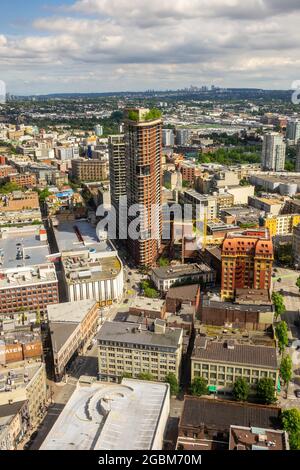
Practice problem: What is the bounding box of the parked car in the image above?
[23,441,33,450]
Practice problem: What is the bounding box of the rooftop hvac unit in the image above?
[78,270,92,279]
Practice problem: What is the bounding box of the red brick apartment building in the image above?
[221,229,273,301]
[7,173,37,188]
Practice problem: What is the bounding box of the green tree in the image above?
[272,292,286,319]
[256,378,276,404]
[296,277,300,293]
[0,181,22,194]
[275,321,289,354]
[141,280,160,299]
[38,187,51,203]
[233,377,250,402]
[190,377,209,397]
[281,409,300,450]
[165,373,179,396]
[280,355,293,394]
[239,179,250,186]
[138,372,153,381]
[122,372,133,379]
[158,257,170,267]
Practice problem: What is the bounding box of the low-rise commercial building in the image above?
[0,361,47,428]
[249,195,284,215]
[47,300,99,381]
[0,330,43,364]
[151,263,216,293]
[229,425,289,451]
[206,220,241,239]
[0,226,59,317]
[191,336,278,393]
[221,206,262,228]
[227,185,255,206]
[177,397,282,450]
[98,320,183,382]
[166,284,201,315]
[250,173,300,197]
[129,297,166,320]
[40,379,170,450]
[0,401,29,450]
[52,219,124,305]
[200,292,274,331]
[264,213,300,237]
[0,190,39,212]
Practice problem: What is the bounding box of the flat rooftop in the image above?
[166,284,199,300]
[202,293,273,312]
[54,219,114,254]
[129,297,165,311]
[47,300,97,323]
[229,425,289,450]
[97,321,182,351]
[196,323,275,347]
[62,252,122,284]
[0,361,44,393]
[222,206,261,217]
[0,226,50,270]
[152,263,213,280]
[40,379,169,450]
[183,189,216,202]
[252,196,283,206]
[235,288,272,305]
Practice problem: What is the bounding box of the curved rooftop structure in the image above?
[40,379,170,450]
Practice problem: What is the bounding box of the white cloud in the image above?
[1,0,300,93]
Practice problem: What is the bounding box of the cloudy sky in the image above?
[1,0,300,94]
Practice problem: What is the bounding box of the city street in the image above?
[273,267,300,408]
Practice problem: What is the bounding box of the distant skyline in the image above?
[1,0,300,94]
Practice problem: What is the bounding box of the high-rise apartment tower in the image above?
[261,132,286,171]
[124,108,163,266]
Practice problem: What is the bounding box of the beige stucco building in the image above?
[0,361,47,428]
[47,300,99,381]
[98,320,183,383]
[191,336,278,394]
